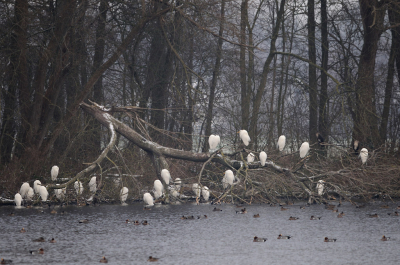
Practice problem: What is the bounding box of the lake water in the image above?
[0,201,399,264]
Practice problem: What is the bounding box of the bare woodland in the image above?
[0,0,400,204]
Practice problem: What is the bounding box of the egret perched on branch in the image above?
[174,178,182,191]
[259,151,267,166]
[14,193,22,207]
[316,180,325,196]
[20,182,30,199]
[143,192,154,206]
[202,186,210,201]
[247,153,255,163]
[222,170,234,189]
[89,176,97,193]
[359,148,368,164]
[161,169,172,185]
[208,135,220,151]
[33,180,41,194]
[239,130,250,146]
[192,183,201,198]
[277,135,286,151]
[154,180,163,199]
[51,165,59,181]
[120,187,128,204]
[26,187,34,201]
[54,184,66,200]
[74,181,84,195]
[299,142,310,158]
[39,186,48,201]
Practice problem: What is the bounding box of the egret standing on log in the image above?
[51,165,59,181]
[89,176,97,193]
[208,134,220,151]
[74,181,84,195]
[277,135,286,151]
[239,130,250,146]
[143,193,154,206]
[14,193,22,207]
[359,148,368,164]
[202,186,210,201]
[39,186,48,201]
[299,142,310,158]
[20,182,30,199]
[33,180,41,194]
[222,170,234,189]
[247,153,255,163]
[316,180,325,196]
[259,151,267,166]
[161,169,172,185]
[26,187,34,201]
[54,184,66,200]
[154,180,163,199]
[120,187,128,204]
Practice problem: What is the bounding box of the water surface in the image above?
[1,201,399,264]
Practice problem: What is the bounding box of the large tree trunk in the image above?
[318,0,329,151]
[308,0,318,144]
[353,0,386,149]
[240,0,250,131]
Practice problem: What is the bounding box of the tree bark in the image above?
[308,0,318,144]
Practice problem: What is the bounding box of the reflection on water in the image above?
[1,202,399,264]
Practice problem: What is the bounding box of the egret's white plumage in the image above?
[202,186,210,201]
[208,135,221,150]
[26,187,34,200]
[222,170,234,189]
[277,135,286,151]
[239,130,250,146]
[359,148,368,164]
[38,186,48,201]
[14,193,22,207]
[299,142,310,158]
[143,192,154,206]
[171,189,179,198]
[51,165,59,181]
[192,183,201,198]
[74,181,84,195]
[33,180,41,194]
[259,151,267,166]
[89,176,97,193]
[54,184,66,200]
[174,178,182,190]
[161,169,172,185]
[153,180,163,199]
[20,182,30,198]
[247,153,255,163]
[316,180,325,196]
[120,187,128,203]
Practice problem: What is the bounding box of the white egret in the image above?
[14,193,22,207]
[74,181,84,195]
[26,187,34,200]
[277,135,286,151]
[171,188,179,198]
[247,153,255,163]
[20,182,30,198]
[359,148,368,164]
[208,134,221,151]
[120,187,129,203]
[174,178,182,190]
[299,142,310,158]
[192,183,201,198]
[143,192,154,206]
[33,180,41,194]
[259,151,267,166]
[54,184,66,200]
[38,186,48,201]
[161,169,172,185]
[51,165,59,181]
[316,180,325,196]
[89,176,97,193]
[222,170,234,189]
[154,180,163,199]
[202,186,210,201]
[239,130,250,146]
